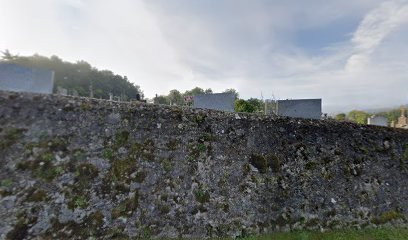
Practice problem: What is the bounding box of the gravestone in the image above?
[277,99,322,120]
[367,115,388,127]
[193,93,235,112]
[0,63,54,94]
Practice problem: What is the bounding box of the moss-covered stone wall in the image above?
[1,91,408,239]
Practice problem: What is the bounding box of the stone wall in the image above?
[1,91,408,239]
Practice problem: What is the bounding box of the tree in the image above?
[247,98,263,112]
[335,113,346,121]
[348,110,369,124]
[184,87,205,97]
[1,49,17,61]
[154,95,170,105]
[235,99,256,113]
[168,89,184,105]
[223,88,239,99]
[204,88,213,94]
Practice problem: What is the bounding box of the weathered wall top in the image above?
[0,63,54,94]
[1,91,408,239]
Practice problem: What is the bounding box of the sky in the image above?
[1,0,408,113]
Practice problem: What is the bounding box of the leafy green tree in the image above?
[335,113,346,121]
[235,99,256,113]
[154,95,170,105]
[184,87,205,97]
[168,89,184,105]
[204,88,213,94]
[348,110,369,124]
[247,98,263,112]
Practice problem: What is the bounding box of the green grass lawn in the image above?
[233,227,408,240]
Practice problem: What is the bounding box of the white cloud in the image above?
[346,0,408,71]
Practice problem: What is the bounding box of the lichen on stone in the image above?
[0,128,26,150]
[25,188,49,202]
[111,191,139,218]
[194,188,210,204]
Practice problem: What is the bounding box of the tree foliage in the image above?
[1,49,17,61]
[223,88,239,99]
[153,87,220,106]
[247,98,264,112]
[234,98,266,113]
[204,88,213,94]
[1,51,142,100]
[165,89,183,105]
[184,87,205,97]
[154,95,170,105]
[235,99,254,113]
[152,86,268,113]
[335,113,346,121]
[347,110,370,124]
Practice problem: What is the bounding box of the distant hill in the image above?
[1,50,142,100]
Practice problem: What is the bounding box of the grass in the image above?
[230,227,408,240]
